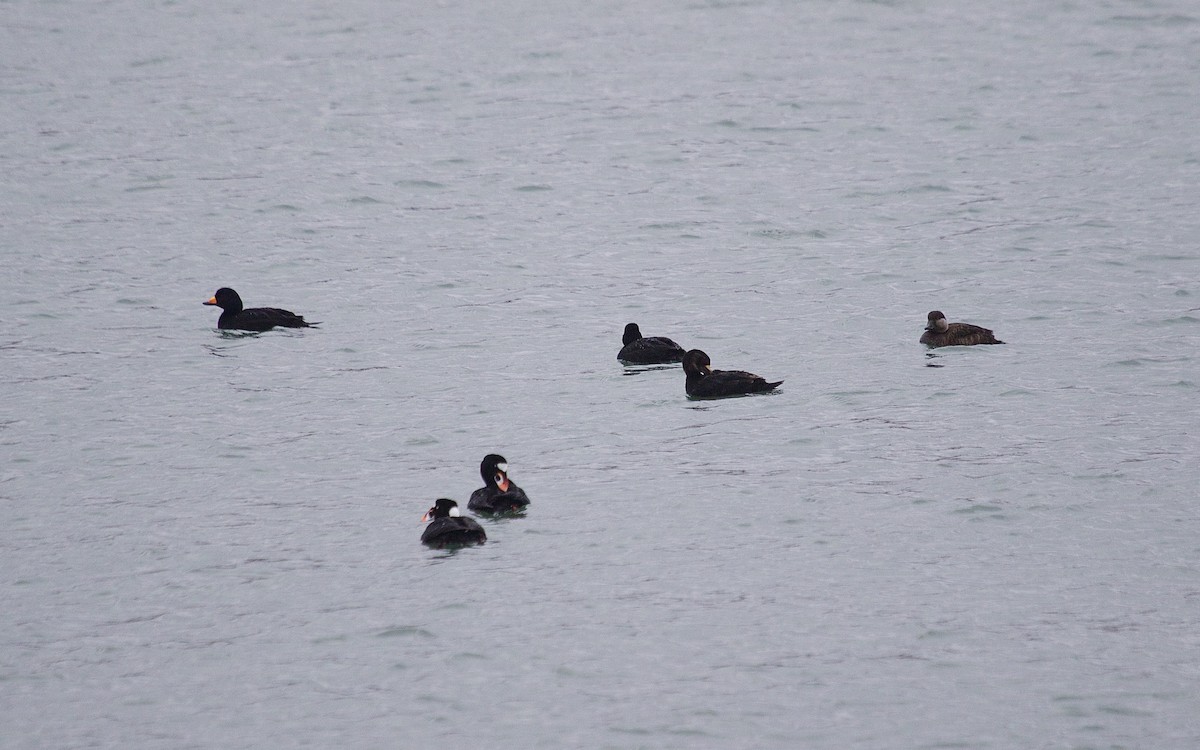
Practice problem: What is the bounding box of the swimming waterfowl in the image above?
[920,310,1003,348]
[682,349,782,399]
[203,287,313,331]
[617,323,686,364]
[467,454,530,514]
[420,498,486,548]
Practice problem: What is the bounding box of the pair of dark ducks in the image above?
[619,322,783,399]
[420,454,530,549]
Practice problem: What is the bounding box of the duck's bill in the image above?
[203,297,217,306]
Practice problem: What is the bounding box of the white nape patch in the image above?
[449,506,461,517]
[496,463,508,474]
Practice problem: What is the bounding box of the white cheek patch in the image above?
[449,506,461,517]
[496,463,508,474]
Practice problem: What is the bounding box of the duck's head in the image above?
[925,311,948,333]
[480,453,511,492]
[682,349,712,377]
[204,287,243,312]
[421,498,460,522]
[622,323,643,346]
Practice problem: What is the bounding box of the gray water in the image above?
[4,0,1200,747]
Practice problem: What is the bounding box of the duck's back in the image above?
[468,483,531,513]
[618,336,686,364]
[421,517,486,547]
[220,307,311,331]
[687,369,782,398]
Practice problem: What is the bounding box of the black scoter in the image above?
[682,349,782,399]
[203,287,313,331]
[467,454,531,514]
[421,498,486,548]
[617,323,686,364]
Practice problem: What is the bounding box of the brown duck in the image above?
[920,310,1003,348]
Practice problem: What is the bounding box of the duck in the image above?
[682,349,782,399]
[420,498,486,548]
[920,310,1003,348]
[203,287,313,331]
[467,454,531,514]
[617,323,686,364]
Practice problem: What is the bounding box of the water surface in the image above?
[3,0,1200,747]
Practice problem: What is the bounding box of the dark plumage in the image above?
[682,349,782,399]
[203,287,313,331]
[920,310,1004,348]
[617,323,686,364]
[467,454,530,514]
[420,498,486,548]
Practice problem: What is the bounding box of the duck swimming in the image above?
[203,287,313,331]
[682,349,782,399]
[920,310,1003,348]
[467,454,530,514]
[617,323,686,364]
[420,498,486,548]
